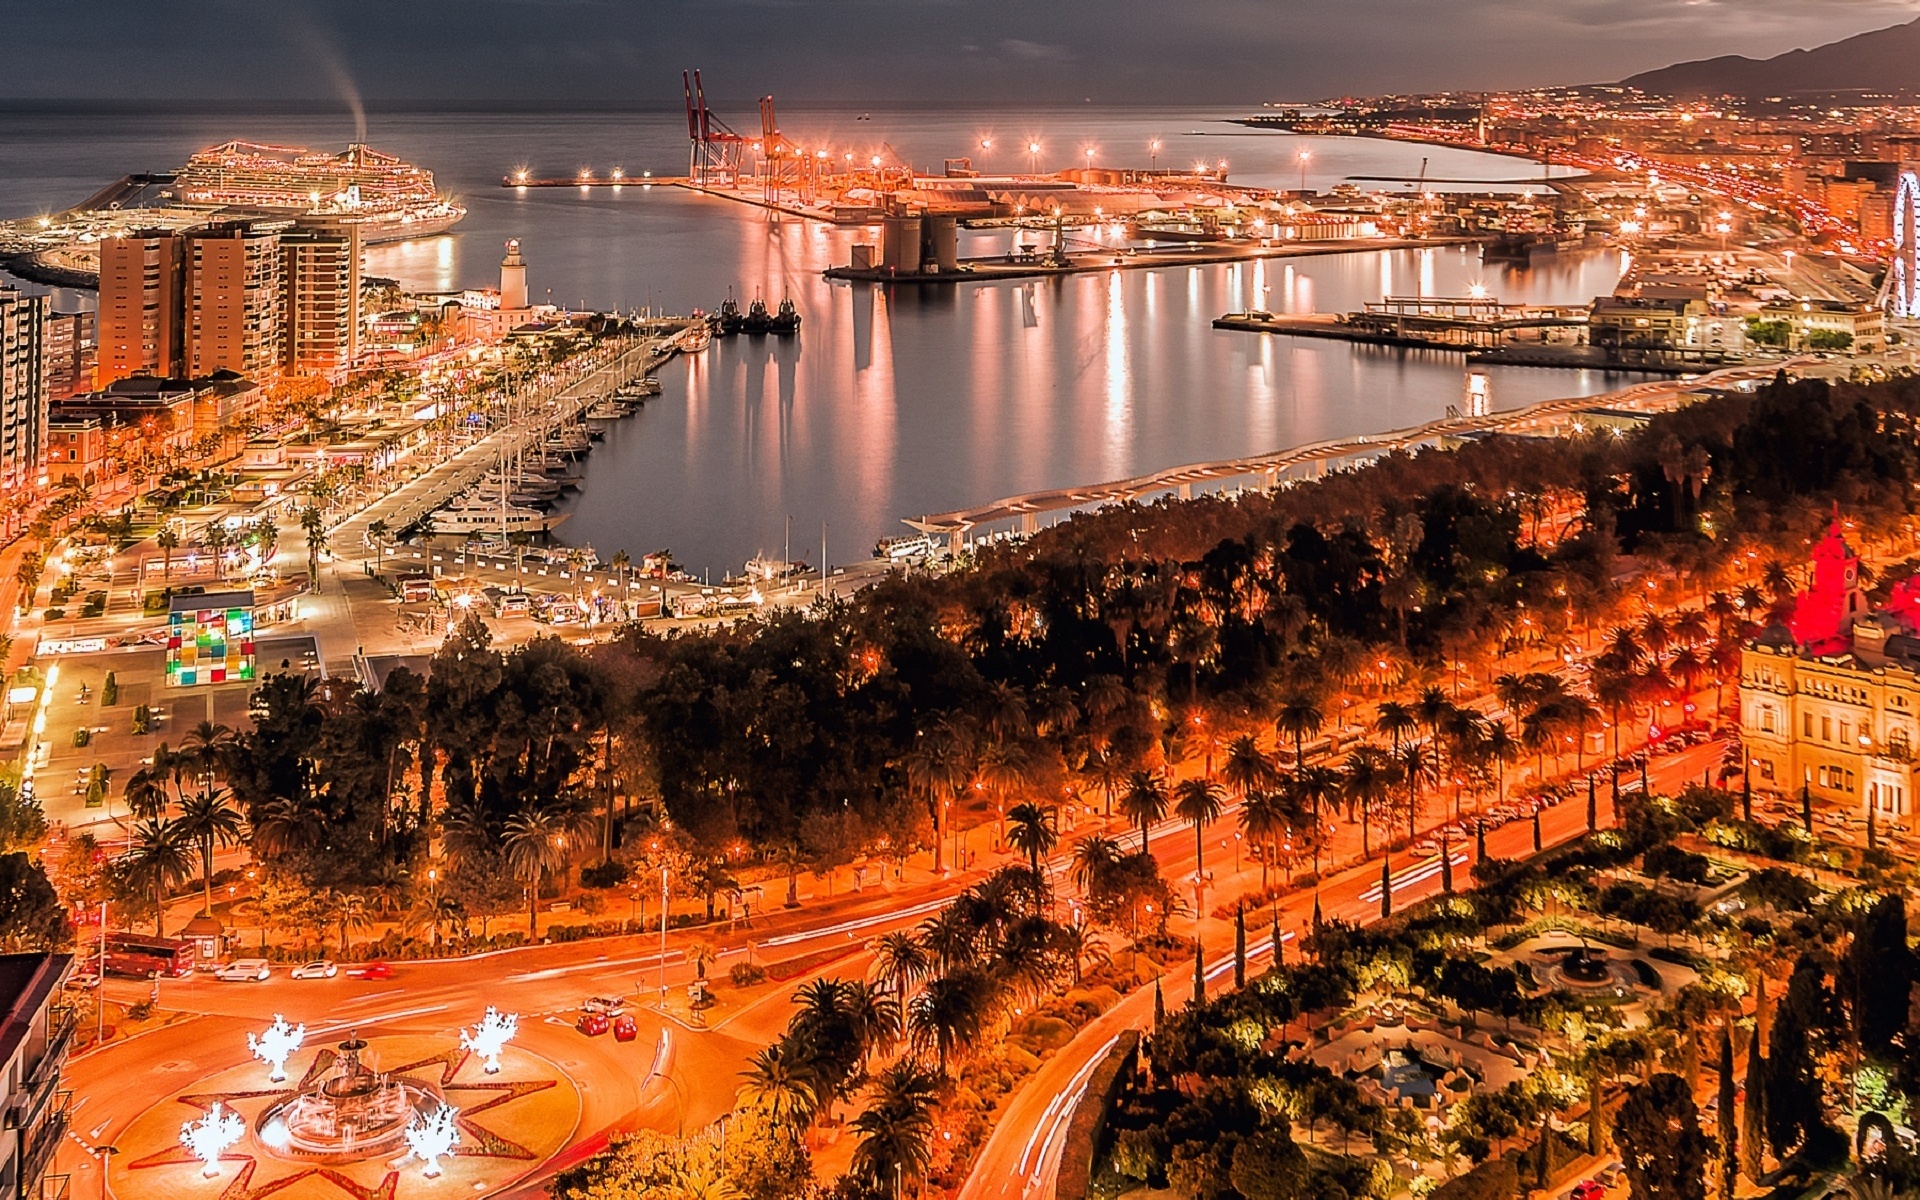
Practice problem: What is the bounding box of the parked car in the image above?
[613,1014,638,1042]
[216,959,271,982]
[577,1011,610,1037]
[290,960,338,980]
[349,961,395,981]
[1571,1180,1607,1200]
[1597,1163,1626,1187]
[584,995,625,1015]
[64,968,100,991]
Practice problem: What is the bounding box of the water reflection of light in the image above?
[1250,259,1266,310]
[1282,265,1295,312]
[365,235,459,294]
[1417,249,1435,298]
[1379,256,1392,299]
[1103,269,1131,474]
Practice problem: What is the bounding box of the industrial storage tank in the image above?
[881,216,923,273]
[923,216,959,272]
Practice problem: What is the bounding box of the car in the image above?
[290,960,338,980]
[577,1011,610,1037]
[216,959,271,982]
[349,961,395,981]
[584,995,625,1015]
[613,1014,638,1042]
[1571,1181,1607,1200]
[64,968,100,990]
[1596,1163,1625,1187]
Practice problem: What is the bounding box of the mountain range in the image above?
[1622,16,1920,97]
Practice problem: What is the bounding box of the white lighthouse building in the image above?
[500,239,529,311]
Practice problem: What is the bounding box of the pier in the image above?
[1214,296,1589,350]
[825,236,1483,286]
[902,359,1809,549]
[328,331,687,550]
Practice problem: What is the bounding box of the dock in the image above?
[825,237,1484,286]
[328,331,687,549]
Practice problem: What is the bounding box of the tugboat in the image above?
[716,294,745,336]
[770,295,802,336]
[742,295,774,335]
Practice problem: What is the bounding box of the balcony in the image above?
[19,1099,71,1195]
[39,1173,71,1200]
[9,1008,75,1133]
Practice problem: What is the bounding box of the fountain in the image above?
[180,1102,246,1177]
[1561,945,1612,984]
[248,1014,306,1083]
[460,1007,518,1074]
[254,1034,443,1163]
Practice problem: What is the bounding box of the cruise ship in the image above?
[169,141,465,244]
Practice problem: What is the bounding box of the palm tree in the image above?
[1240,791,1284,888]
[906,717,973,874]
[1397,742,1436,843]
[1480,720,1520,816]
[367,518,390,574]
[122,766,170,819]
[738,1042,819,1136]
[1071,834,1123,898]
[299,504,328,593]
[840,978,904,1066]
[251,794,324,860]
[1221,734,1276,805]
[1295,763,1341,870]
[502,805,573,935]
[1118,770,1169,852]
[1343,746,1396,860]
[1005,802,1057,878]
[850,1060,941,1192]
[909,969,994,1074]
[179,720,236,792]
[1374,701,1417,756]
[156,524,179,581]
[873,931,931,1000]
[1274,693,1325,767]
[977,739,1035,849]
[1173,778,1225,885]
[122,816,192,935]
[175,786,244,917]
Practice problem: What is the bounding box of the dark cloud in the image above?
[4,0,1916,104]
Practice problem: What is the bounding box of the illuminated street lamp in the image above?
[1298,148,1311,193]
[1149,139,1161,172]
[1028,141,1041,174]
[1084,145,1096,171]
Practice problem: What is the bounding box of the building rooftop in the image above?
[0,953,71,1070]
[168,589,255,614]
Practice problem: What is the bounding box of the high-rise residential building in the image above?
[95,230,185,387]
[43,310,96,401]
[184,221,284,380]
[282,228,361,376]
[0,288,50,495]
[0,952,75,1200]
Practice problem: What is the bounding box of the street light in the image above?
[1084,145,1096,171]
[1149,139,1161,172]
[1028,141,1040,174]
[1298,148,1311,194]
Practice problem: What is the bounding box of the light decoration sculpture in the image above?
[1892,171,1920,319]
[403,1102,461,1177]
[247,1014,306,1083]
[459,1007,518,1074]
[179,1103,245,1177]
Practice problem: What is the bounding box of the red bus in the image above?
[102,933,195,978]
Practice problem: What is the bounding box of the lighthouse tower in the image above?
[500,239,528,311]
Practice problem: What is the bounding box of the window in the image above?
[1760,760,1776,781]
[1823,716,1833,742]
[1805,712,1816,738]
[1761,708,1777,733]
[1841,721,1853,746]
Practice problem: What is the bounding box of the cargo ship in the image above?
[168,141,465,244]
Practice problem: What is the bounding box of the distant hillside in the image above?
[1622,17,1920,96]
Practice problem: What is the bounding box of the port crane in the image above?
[683,69,748,184]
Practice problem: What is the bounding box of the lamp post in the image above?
[1028,142,1040,175]
[1084,145,1096,172]
[1149,140,1160,173]
[658,865,670,1007]
[1298,148,1310,194]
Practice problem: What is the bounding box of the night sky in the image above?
[6,0,1917,105]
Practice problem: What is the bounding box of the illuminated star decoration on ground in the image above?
[459,1007,518,1074]
[180,1102,246,1177]
[246,1014,306,1083]
[130,1043,560,1199]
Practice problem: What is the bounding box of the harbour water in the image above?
[0,105,1634,572]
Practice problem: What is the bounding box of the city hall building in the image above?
[1741,517,1920,816]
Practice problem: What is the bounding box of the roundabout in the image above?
[116,1032,580,1199]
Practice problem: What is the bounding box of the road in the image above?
[61,718,1727,1199]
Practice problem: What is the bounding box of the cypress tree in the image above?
[1532,807,1543,853]
[1193,936,1206,1009]
[1740,1019,1766,1181]
[1271,906,1283,966]
[1380,857,1392,919]
[1233,904,1247,989]
[1476,817,1488,864]
[1800,783,1813,835]
[1440,828,1454,894]
[1587,774,1597,833]
[1741,767,1752,823]
[1717,1025,1737,1200]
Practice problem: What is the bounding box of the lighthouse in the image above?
[500,239,528,311]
